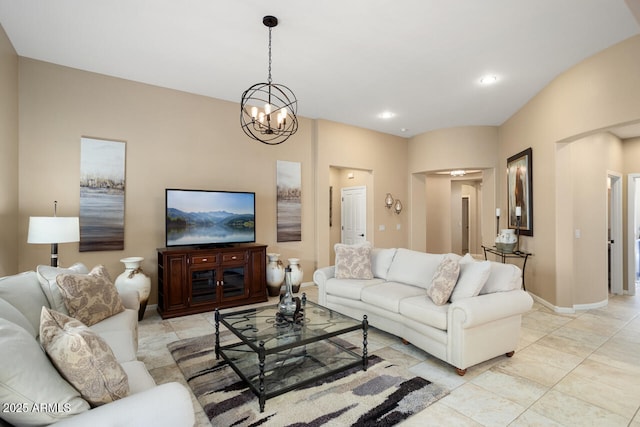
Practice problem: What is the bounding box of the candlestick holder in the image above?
[516,215,521,253]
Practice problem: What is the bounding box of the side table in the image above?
[481,245,531,291]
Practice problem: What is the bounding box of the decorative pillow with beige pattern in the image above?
[426,254,460,305]
[334,242,373,280]
[55,265,125,326]
[39,307,129,407]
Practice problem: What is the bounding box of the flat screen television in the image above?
[165,189,256,247]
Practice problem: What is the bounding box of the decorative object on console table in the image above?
[287,258,303,293]
[265,253,285,296]
[27,201,80,267]
[495,229,517,253]
[115,257,151,320]
[507,147,533,236]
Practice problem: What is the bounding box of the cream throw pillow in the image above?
[0,318,89,426]
[40,307,129,407]
[37,262,90,315]
[426,254,460,305]
[450,259,491,302]
[334,243,373,280]
[56,265,125,326]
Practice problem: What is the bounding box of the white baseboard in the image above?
[529,293,607,314]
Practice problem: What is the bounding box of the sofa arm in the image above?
[118,289,140,311]
[52,382,195,427]
[313,266,335,305]
[449,290,533,329]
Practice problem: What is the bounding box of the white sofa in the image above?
[313,247,533,375]
[0,264,195,427]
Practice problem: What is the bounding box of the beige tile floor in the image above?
[138,284,640,427]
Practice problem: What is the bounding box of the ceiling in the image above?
[1,1,639,138]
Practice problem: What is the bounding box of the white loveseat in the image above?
[313,247,533,375]
[0,264,195,427]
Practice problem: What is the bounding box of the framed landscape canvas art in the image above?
[79,137,126,251]
[277,160,302,242]
[507,147,533,236]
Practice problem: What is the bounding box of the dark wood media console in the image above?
[157,244,268,319]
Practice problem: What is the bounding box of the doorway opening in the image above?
[328,167,373,262]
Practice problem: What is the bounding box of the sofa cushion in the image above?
[386,249,445,289]
[399,295,449,331]
[56,265,126,326]
[0,271,50,336]
[0,318,89,426]
[40,308,130,407]
[325,277,385,301]
[361,282,425,313]
[37,262,90,315]
[371,248,397,279]
[120,361,157,394]
[480,262,522,294]
[0,297,37,338]
[89,308,139,360]
[450,259,491,302]
[334,243,373,279]
[426,255,460,305]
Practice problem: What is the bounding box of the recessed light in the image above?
[378,111,395,119]
[479,75,498,85]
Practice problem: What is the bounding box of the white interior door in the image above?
[341,186,367,244]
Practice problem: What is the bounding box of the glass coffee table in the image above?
[214,295,368,412]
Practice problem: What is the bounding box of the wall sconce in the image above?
[393,199,403,214]
[384,193,394,209]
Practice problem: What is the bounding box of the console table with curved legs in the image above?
[481,246,532,291]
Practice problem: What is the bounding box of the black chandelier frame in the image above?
[240,15,299,145]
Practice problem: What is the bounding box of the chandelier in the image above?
[240,16,298,145]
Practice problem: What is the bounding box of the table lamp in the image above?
[27,201,79,267]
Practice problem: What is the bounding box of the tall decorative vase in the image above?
[287,258,303,293]
[266,253,285,297]
[114,257,151,321]
[278,267,297,316]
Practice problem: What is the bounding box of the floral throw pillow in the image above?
[334,243,373,280]
[426,254,460,305]
[56,265,125,326]
[39,307,129,407]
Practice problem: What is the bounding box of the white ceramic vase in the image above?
[266,253,285,297]
[287,258,303,293]
[495,229,517,253]
[115,256,151,321]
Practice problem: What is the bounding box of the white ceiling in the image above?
[0,1,639,138]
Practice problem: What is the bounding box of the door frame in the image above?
[608,172,623,295]
[627,173,639,296]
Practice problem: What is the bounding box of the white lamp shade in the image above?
[27,217,80,244]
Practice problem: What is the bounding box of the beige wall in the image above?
[500,34,640,308]
[0,24,18,276]
[4,25,640,311]
[408,126,499,254]
[17,58,317,305]
[315,120,408,268]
